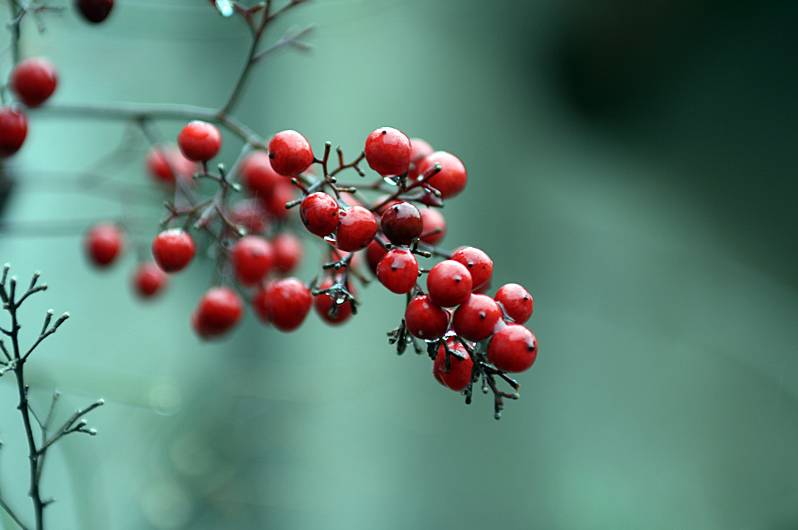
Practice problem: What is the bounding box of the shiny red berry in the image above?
[451,246,493,291]
[152,229,196,273]
[314,279,355,325]
[146,145,196,185]
[452,293,502,341]
[253,278,312,331]
[419,208,446,245]
[380,201,422,245]
[178,121,221,162]
[300,192,340,237]
[10,58,58,107]
[241,151,282,198]
[365,240,387,274]
[132,262,167,299]
[192,287,242,339]
[433,340,473,391]
[0,107,28,157]
[417,151,467,199]
[268,130,314,176]
[495,283,534,324]
[262,181,296,219]
[231,236,273,286]
[405,295,448,339]
[85,223,123,267]
[364,127,411,176]
[376,248,419,294]
[230,199,269,234]
[75,0,114,23]
[427,260,472,307]
[487,324,537,372]
[272,233,303,273]
[335,205,377,251]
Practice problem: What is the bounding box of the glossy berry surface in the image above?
[335,205,377,251]
[487,324,537,373]
[152,229,196,273]
[231,236,273,286]
[0,107,28,157]
[272,233,303,273]
[192,287,242,339]
[268,130,314,176]
[177,120,221,162]
[365,240,387,274]
[433,340,473,392]
[75,0,114,23]
[380,201,422,245]
[417,151,467,199]
[85,223,123,267]
[133,262,167,299]
[451,246,493,291]
[376,248,419,294]
[364,127,411,176]
[405,295,448,340]
[419,207,446,245]
[452,293,502,341]
[11,58,58,107]
[241,151,282,198]
[253,278,312,331]
[495,283,534,324]
[146,145,196,185]
[300,192,340,236]
[426,260,472,307]
[314,279,355,325]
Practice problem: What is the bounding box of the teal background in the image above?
[1,1,797,529]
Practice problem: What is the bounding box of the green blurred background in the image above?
[1,0,798,529]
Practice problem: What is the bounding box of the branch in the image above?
[37,399,104,455]
[0,495,29,530]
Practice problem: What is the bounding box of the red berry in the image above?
[231,236,273,286]
[409,137,434,163]
[263,181,296,219]
[495,283,534,324]
[452,294,502,341]
[426,260,472,307]
[335,205,377,251]
[419,208,446,245]
[364,127,411,176]
[253,278,312,331]
[451,246,493,291]
[272,233,303,273]
[380,201,422,245]
[314,279,355,325]
[432,340,473,391]
[132,262,167,299]
[192,287,242,339]
[75,0,113,23]
[268,130,314,176]
[487,324,537,372]
[85,223,123,267]
[405,295,448,339]
[10,58,58,107]
[417,151,467,199]
[152,229,196,273]
[365,240,387,274]
[146,145,196,185]
[177,121,221,162]
[376,248,419,294]
[300,192,340,237]
[230,199,269,234]
[0,107,28,157]
[241,151,282,198]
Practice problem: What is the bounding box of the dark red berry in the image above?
[231,236,273,286]
[314,279,355,325]
[419,208,446,245]
[230,199,269,234]
[253,278,312,331]
[272,233,303,273]
[262,181,296,219]
[417,151,467,199]
[495,283,534,324]
[11,58,58,107]
[0,107,28,157]
[192,287,242,339]
[85,223,123,267]
[365,240,387,274]
[178,121,221,162]
[364,127,411,176]
[146,145,196,185]
[132,262,167,299]
[75,0,113,23]
[152,229,196,273]
[452,294,502,341]
[376,248,419,294]
[487,324,537,372]
[426,260,472,307]
[451,246,493,291]
[300,192,340,237]
[380,201,422,245]
[433,340,473,391]
[241,151,282,198]
[268,130,314,176]
[335,205,377,251]
[405,295,448,339]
